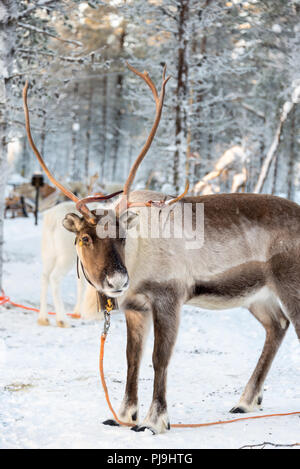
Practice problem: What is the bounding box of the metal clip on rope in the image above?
[103,310,111,336]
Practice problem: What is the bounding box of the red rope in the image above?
[0,290,80,318]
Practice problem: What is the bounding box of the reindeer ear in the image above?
[120,210,140,230]
[63,213,85,233]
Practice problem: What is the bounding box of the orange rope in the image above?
[100,334,132,426]
[2,290,299,430]
[0,290,80,319]
[99,332,300,430]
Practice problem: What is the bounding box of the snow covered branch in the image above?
[17,22,82,47]
[15,0,58,20]
[254,93,299,194]
[17,48,104,65]
[240,103,265,121]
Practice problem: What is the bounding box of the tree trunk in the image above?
[271,150,279,195]
[0,0,17,292]
[85,82,93,181]
[69,83,80,181]
[21,137,28,177]
[287,106,296,200]
[254,100,297,194]
[111,26,126,181]
[40,112,47,155]
[191,0,212,185]
[173,0,189,193]
[186,13,196,185]
[100,72,108,181]
[0,125,7,293]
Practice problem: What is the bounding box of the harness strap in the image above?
[79,258,95,288]
[76,257,118,312]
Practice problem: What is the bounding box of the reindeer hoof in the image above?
[131,425,156,435]
[256,395,263,406]
[229,406,247,414]
[103,419,120,427]
[37,317,50,326]
[56,320,70,328]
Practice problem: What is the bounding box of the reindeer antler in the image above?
[24,65,186,222]
[23,81,97,224]
[116,63,172,213]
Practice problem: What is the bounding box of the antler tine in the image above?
[126,180,190,210]
[166,180,189,206]
[23,81,96,224]
[76,190,123,213]
[126,62,159,103]
[117,63,171,213]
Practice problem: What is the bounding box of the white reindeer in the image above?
[38,202,99,327]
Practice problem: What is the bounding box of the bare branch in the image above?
[9,119,56,133]
[17,22,82,47]
[240,103,265,121]
[18,49,85,63]
[225,95,266,121]
[239,441,300,449]
[17,48,103,65]
[6,69,40,82]
[15,0,58,20]
[159,6,177,21]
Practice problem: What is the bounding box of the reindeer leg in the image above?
[292,318,300,342]
[50,262,70,328]
[275,294,300,343]
[103,305,151,427]
[81,284,99,320]
[38,256,56,326]
[232,256,300,413]
[73,271,85,319]
[132,290,181,434]
[230,303,289,413]
[38,269,51,326]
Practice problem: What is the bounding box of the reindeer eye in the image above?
[81,235,91,244]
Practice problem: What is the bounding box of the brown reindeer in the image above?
[23,65,300,435]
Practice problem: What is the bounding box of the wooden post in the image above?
[31,174,44,226]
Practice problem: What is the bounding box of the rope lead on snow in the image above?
[98,303,300,432]
[2,289,300,433]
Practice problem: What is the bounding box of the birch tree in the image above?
[0,0,17,291]
[0,0,106,291]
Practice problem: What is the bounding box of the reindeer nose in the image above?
[105,272,129,293]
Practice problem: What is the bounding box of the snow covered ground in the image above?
[0,215,299,449]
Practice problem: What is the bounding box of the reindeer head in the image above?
[63,208,138,297]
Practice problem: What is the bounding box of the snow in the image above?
[272,24,282,34]
[0,4,9,23]
[292,85,300,104]
[282,101,293,119]
[7,173,29,186]
[0,216,300,449]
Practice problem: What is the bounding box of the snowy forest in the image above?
[0,0,300,290]
[1,0,300,450]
